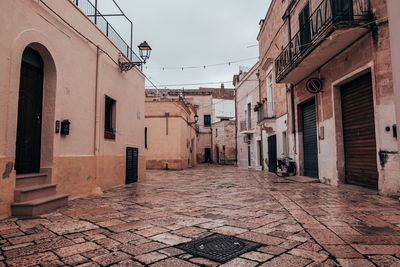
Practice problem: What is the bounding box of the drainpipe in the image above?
[290,84,297,154]
[234,86,238,165]
[257,70,264,170]
[94,46,101,181]
[211,128,214,163]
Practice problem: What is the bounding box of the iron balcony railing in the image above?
[257,102,275,123]
[72,0,141,63]
[275,0,371,81]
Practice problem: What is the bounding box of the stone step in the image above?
[15,173,49,187]
[14,184,57,203]
[11,194,69,217]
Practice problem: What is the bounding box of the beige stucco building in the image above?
[146,86,235,164]
[258,0,399,195]
[0,0,146,218]
[145,95,198,170]
[234,63,264,169]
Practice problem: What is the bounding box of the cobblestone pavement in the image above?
[2,165,400,266]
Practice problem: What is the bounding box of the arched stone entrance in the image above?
[15,47,44,174]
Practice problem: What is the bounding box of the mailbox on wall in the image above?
[61,120,70,135]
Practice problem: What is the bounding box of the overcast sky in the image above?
[97,0,271,89]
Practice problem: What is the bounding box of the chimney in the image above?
[221,83,224,89]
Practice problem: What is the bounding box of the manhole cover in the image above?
[175,233,262,263]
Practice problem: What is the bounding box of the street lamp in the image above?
[188,114,199,126]
[118,41,152,72]
[138,41,152,64]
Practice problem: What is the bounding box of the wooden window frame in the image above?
[104,95,116,140]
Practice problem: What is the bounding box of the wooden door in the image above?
[341,73,378,188]
[15,48,44,174]
[302,99,319,178]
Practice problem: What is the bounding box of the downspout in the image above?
[234,86,238,165]
[257,70,264,170]
[211,128,214,163]
[290,84,297,154]
[94,46,101,182]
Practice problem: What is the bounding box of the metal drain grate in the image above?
[176,233,262,263]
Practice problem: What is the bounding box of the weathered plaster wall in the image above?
[145,100,197,170]
[0,158,15,219]
[387,0,400,153]
[0,0,146,217]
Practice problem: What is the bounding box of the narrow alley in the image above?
[1,165,400,266]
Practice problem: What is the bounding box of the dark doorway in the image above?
[126,147,138,184]
[15,47,44,174]
[205,148,211,163]
[268,135,277,172]
[332,0,354,20]
[257,140,263,166]
[341,73,378,189]
[247,146,251,167]
[216,146,220,164]
[302,99,319,178]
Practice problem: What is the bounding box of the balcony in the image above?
[72,0,141,63]
[239,120,256,134]
[256,102,275,124]
[275,0,372,83]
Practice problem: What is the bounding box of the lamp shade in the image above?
[138,41,152,63]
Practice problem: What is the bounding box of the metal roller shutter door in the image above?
[302,99,319,178]
[341,73,378,189]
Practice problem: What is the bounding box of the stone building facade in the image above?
[212,120,237,165]
[234,63,263,169]
[144,97,198,170]
[259,0,399,195]
[387,0,400,157]
[257,1,290,174]
[146,86,235,164]
[0,0,146,218]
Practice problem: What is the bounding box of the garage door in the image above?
[341,72,378,189]
[302,99,319,178]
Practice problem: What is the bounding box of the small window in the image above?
[216,129,218,137]
[145,127,148,149]
[204,115,211,127]
[105,96,116,140]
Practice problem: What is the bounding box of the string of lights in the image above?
[144,57,259,71]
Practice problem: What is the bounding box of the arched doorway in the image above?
[15,47,44,174]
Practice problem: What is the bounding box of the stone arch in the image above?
[7,30,58,178]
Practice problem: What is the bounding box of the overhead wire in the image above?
[144,57,259,71]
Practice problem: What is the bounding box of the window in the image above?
[105,96,116,140]
[216,129,218,137]
[299,2,311,52]
[204,114,211,127]
[145,127,148,149]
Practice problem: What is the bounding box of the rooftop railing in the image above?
[72,0,141,63]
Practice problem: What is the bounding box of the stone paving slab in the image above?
[1,165,400,266]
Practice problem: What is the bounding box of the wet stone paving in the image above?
[2,165,400,266]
